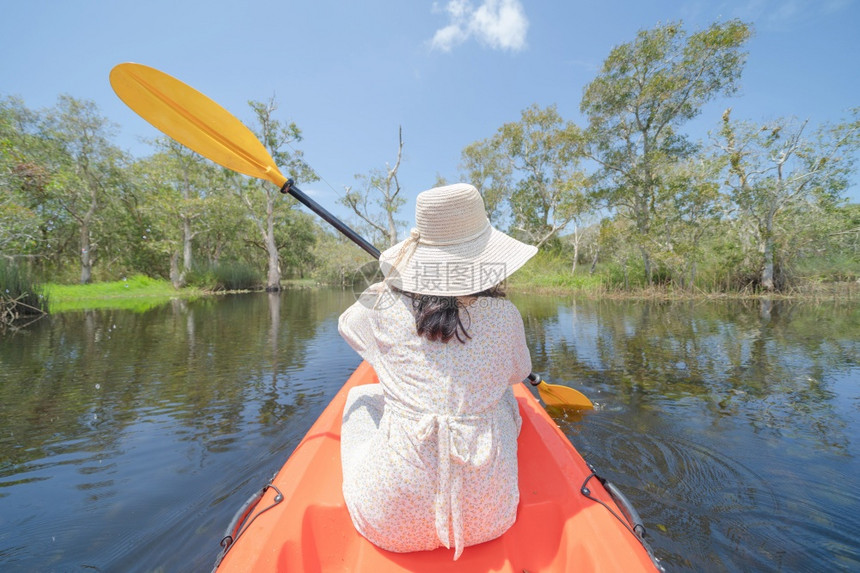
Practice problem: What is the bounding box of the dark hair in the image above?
[398,285,506,344]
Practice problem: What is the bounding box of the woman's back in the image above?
[339,287,531,559]
[338,182,538,560]
[341,289,531,414]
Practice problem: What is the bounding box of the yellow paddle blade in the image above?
[109,63,287,188]
[537,381,594,410]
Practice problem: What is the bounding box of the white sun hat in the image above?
[379,183,538,296]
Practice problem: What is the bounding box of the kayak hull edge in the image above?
[215,361,659,572]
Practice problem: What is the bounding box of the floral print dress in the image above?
[338,285,531,560]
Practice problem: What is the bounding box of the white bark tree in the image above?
[238,98,316,291]
[718,108,859,290]
[340,127,405,248]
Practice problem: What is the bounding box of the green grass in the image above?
[45,275,201,313]
[507,251,605,293]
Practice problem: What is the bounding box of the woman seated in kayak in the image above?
[338,183,537,560]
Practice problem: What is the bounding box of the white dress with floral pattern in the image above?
[338,285,531,560]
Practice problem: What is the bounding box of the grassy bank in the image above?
[506,251,860,299]
[507,251,603,293]
[33,258,860,316]
[46,275,202,312]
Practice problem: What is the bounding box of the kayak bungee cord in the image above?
[213,481,283,569]
[581,464,665,571]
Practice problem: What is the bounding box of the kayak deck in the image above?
[215,361,659,572]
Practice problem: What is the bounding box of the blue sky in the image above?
[2,0,858,229]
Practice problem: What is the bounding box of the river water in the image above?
[1,290,858,571]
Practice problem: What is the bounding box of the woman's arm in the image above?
[337,282,386,359]
[507,303,533,385]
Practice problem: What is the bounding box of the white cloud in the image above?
[430,0,529,53]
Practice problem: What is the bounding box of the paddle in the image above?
[109,62,594,411]
[527,373,593,409]
[109,63,378,259]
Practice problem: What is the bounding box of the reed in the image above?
[0,260,49,329]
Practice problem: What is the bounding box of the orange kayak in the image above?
[214,361,662,572]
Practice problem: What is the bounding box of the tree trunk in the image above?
[213,243,222,265]
[79,223,92,284]
[590,247,599,274]
[170,252,182,289]
[79,185,98,284]
[265,195,281,291]
[387,211,398,248]
[761,240,775,291]
[175,215,192,288]
[761,215,775,291]
[640,247,652,285]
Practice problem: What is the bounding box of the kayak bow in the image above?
[213,362,662,572]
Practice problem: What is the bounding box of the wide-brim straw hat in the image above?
[379,183,537,296]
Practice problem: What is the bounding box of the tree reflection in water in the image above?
[511,294,860,571]
[1,292,858,571]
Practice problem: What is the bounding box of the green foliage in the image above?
[462,104,589,247]
[185,261,262,291]
[459,137,512,224]
[718,109,860,290]
[581,19,752,283]
[309,228,372,287]
[508,250,604,291]
[794,252,860,283]
[0,259,49,321]
[275,210,319,278]
[1,21,857,299]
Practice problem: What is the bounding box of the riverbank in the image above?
[506,278,860,300]
[505,252,860,300]
[33,271,860,315]
[45,275,203,312]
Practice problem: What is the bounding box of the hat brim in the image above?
[379,226,538,296]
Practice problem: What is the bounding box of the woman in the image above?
[338,183,537,560]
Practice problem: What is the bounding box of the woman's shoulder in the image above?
[465,296,520,320]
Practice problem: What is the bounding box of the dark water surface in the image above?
[1,290,858,572]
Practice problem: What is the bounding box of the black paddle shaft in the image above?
[280,179,381,259]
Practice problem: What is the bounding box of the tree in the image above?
[340,127,405,248]
[718,109,859,290]
[237,98,317,291]
[194,176,249,267]
[40,96,126,283]
[131,141,229,285]
[0,97,44,259]
[496,104,589,248]
[649,156,725,288]
[459,136,512,225]
[581,19,751,283]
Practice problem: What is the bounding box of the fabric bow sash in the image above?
[388,400,495,560]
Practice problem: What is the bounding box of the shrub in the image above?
[0,259,49,324]
[186,261,262,291]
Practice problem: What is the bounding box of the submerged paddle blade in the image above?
[110,63,287,187]
[537,381,594,410]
